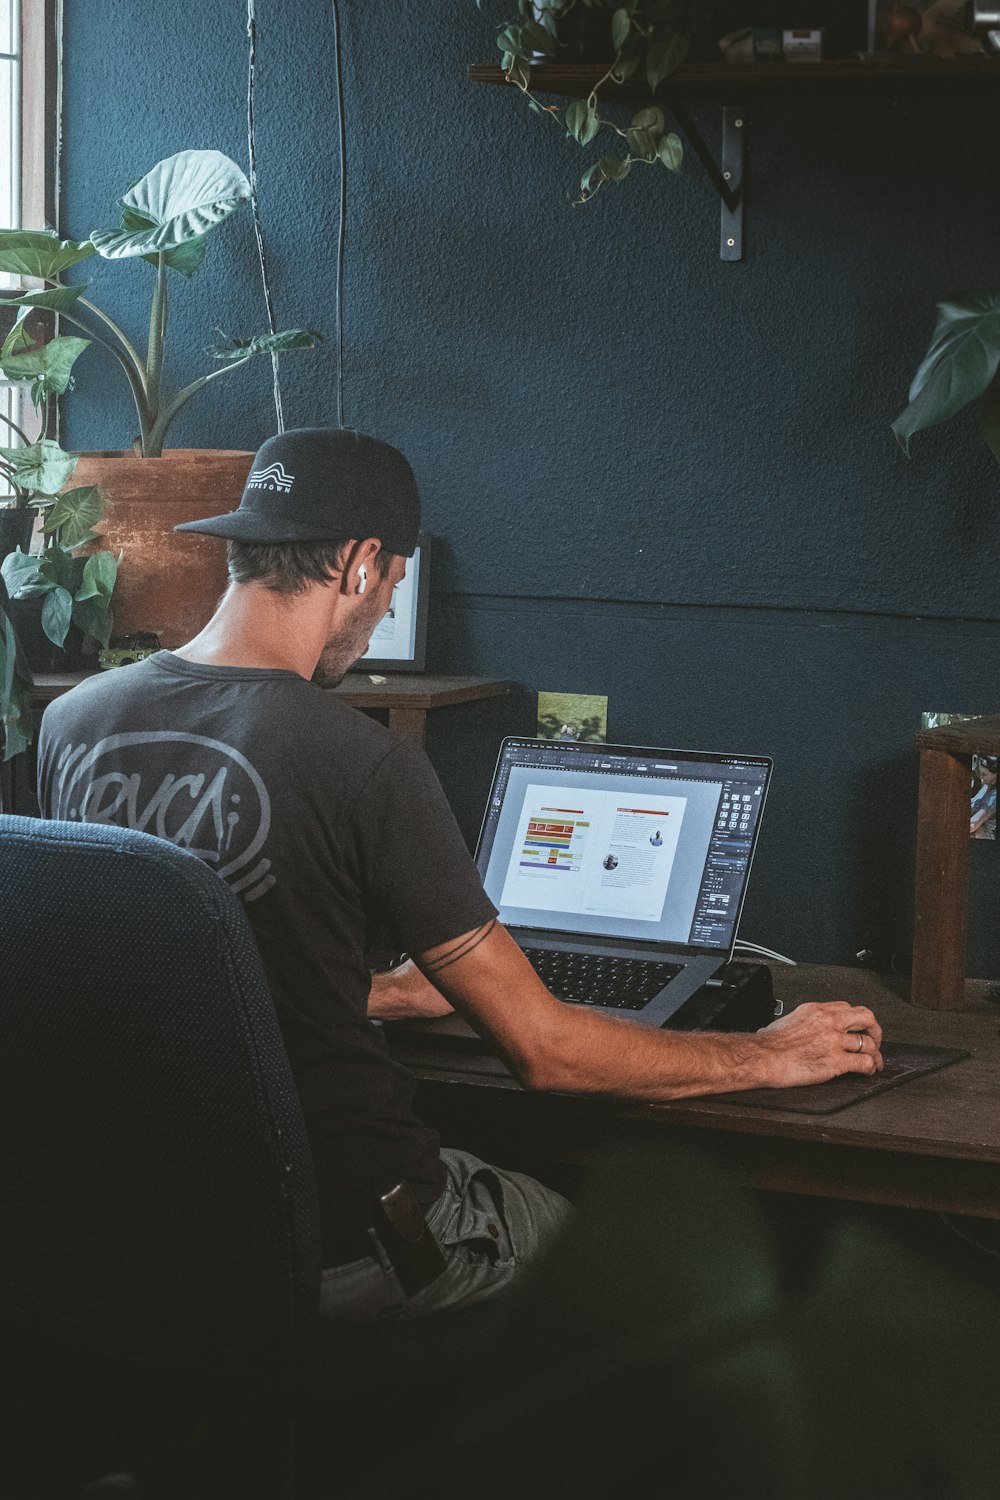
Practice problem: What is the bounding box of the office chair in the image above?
[0,814,506,1500]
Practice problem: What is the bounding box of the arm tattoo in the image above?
[421,919,497,975]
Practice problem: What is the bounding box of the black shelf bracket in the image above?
[666,98,745,261]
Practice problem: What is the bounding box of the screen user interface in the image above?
[477,739,770,951]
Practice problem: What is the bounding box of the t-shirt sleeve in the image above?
[351,737,497,954]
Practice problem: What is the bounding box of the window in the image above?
[1,0,59,491]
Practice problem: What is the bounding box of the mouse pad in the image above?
[710,1041,970,1114]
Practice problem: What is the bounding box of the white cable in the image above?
[734,940,797,967]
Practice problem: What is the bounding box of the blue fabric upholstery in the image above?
[0,814,321,1383]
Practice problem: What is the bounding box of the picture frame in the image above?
[868,0,984,56]
[353,534,431,673]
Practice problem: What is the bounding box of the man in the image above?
[37,428,883,1322]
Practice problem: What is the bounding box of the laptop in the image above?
[466,736,773,1027]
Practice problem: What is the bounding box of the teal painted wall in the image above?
[61,2,1000,974]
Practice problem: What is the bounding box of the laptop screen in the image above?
[476,738,771,954]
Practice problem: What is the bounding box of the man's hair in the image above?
[226,539,394,596]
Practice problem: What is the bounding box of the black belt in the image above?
[328,1181,447,1297]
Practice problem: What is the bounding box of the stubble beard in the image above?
[312,592,386,688]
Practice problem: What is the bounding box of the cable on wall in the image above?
[330,0,347,427]
[246,0,284,432]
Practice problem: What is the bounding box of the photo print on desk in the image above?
[868,0,984,54]
[355,536,431,673]
[537,691,608,744]
[922,712,996,840]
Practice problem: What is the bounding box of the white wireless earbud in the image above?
[357,565,367,594]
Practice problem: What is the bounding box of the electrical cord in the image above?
[330,0,348,426]
[734,940,797,967]
[246,0,284,431]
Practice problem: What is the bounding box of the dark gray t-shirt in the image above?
[37,653,497,1261]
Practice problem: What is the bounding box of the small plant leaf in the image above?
[598,156,631,182]
[612,7,632,50]
[0,440,78,497]
[632,107,665,133]
[1,547,43,598]
[41,585,73,648]
[0,334,90,397]
[657,132,683,171]
[207,328,322,362]
[565,100,600,145]
[42,485,105,548]
[0,285,87,316]
[646,31,689,92]
[72,592,114,648]
[0,229,94,279]
[891,292,1000,454]
[980,368,1000,465]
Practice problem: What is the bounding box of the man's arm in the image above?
[413,921,883,1100]
[368,960,454,1021]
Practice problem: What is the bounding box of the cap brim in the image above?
[175,512,350,542]
[174,510,416,555]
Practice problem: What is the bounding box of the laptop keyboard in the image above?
[522,947,683,1011]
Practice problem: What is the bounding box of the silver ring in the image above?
[855,1033,864,1053]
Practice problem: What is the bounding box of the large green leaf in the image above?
[0,440,78,497]
[892,293,1000,455]
[42,485,105,548]
[980,368,1000,465]
[0,284,87,316]
[566,100,601,146]
[89,150,251,259]
[78,549,119,600]
[0,229,94,279]
[0,546,43,598]
[119,207,209,278]
[207,328,321,362]
[0,613,33,759]
[0,333,90,397]
[41,585,73,647]
[646,30,689,92]
[72,591,114,648]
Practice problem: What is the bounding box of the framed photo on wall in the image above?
[868,0,984,55]
[354,535,431,673]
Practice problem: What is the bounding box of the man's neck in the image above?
[172,584,329,678]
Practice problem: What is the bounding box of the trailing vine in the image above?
[480,1,713,203]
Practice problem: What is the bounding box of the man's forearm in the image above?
[367,959,454,1020]
[416,922,883,1101]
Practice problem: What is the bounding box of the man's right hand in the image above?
[756,1000,883,1088]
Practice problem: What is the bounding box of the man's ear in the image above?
[340,537,381,596]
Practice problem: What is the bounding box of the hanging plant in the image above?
[479,0,714,203]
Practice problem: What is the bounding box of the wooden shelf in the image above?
[468,55,1000,102]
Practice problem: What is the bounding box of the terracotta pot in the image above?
[72,449,253,650]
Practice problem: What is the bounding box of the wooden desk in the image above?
[24,670,511,747]
[388,965,1000,1221]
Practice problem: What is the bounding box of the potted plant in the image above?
[891,292,1000,461]
[1,484,119,672]
[0,149,320,646]
[478,0,714,204]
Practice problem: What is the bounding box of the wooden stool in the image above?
[912,715,1000,1009]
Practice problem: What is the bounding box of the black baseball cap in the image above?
[175,427,421,556]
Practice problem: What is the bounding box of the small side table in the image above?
[912,714,1000,1009]
[333,673,511,743]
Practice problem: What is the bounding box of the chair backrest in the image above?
[0,815,321,1384]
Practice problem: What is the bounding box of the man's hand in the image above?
[368,960,455,1021]
[756,1000,883,1088]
